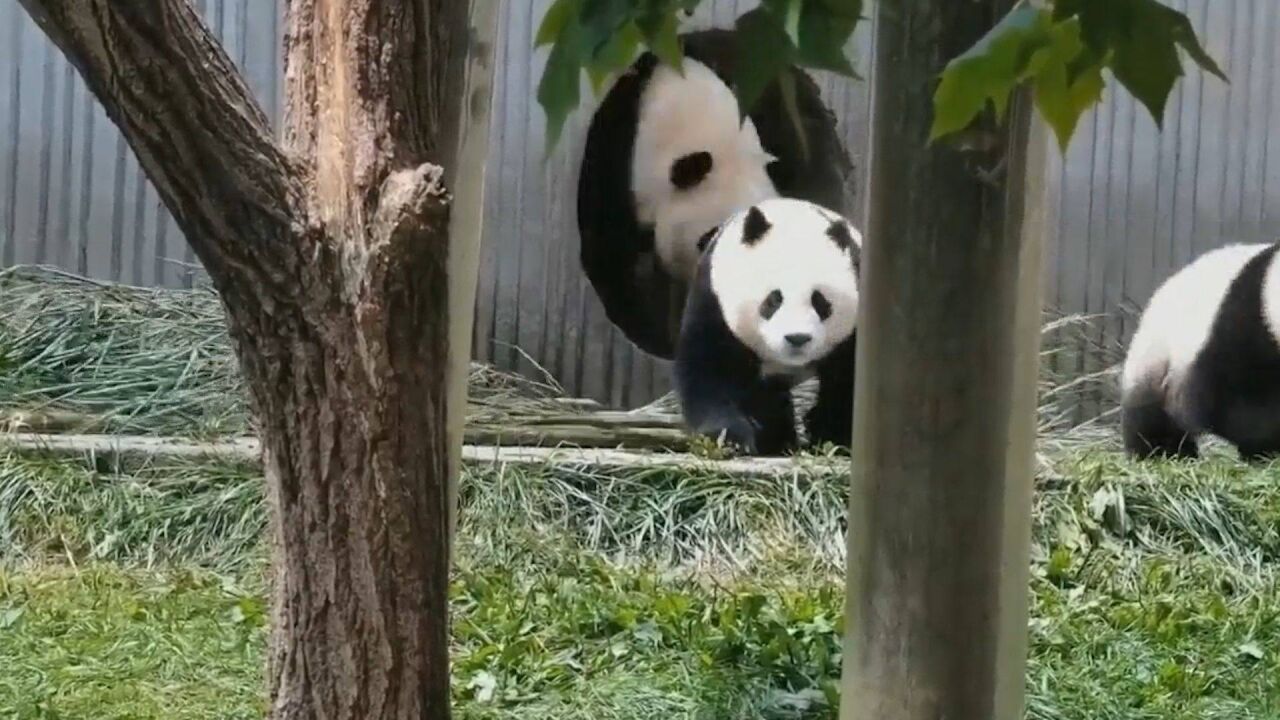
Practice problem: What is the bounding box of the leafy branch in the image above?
[931,0,1227,150]
[535,0,1225,156]
[535,0,863,151]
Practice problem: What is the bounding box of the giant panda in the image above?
[1120,241,1280,461]
[577,28,853,360]
[630,56,780,283]
[675,197,862,455]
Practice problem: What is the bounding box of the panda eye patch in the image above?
[811,291,832,321]
[760,290,783,319]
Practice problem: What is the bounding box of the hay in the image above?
[0,266,687,449]
[1,265,1116,451]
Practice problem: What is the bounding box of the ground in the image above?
[1,268,1278,718]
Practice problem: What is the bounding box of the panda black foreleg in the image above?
[742,378,799,456]
[678,375,797,456]
[804,338,855,451]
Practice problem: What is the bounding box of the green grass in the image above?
[0,565,267,720]
[1,448,1279,719]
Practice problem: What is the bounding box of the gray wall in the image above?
[1044,0,1280,405]
[0,0,282,289]
[3,0,1278,409]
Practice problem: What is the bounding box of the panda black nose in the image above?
[784,333,812,349]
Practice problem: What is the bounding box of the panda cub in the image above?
[630,56,780,283]
[675,197,861,455]
[1121,242,1280,461]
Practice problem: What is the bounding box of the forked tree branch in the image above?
[17,0,304,297]
[282,0,471,233]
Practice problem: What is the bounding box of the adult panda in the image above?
[1121,242,1280,461]
[577,29,853,360]
[630,56,779,284]
[676,197,862,455]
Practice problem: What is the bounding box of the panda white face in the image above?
[708,198,861,371]
[630,57,779,282]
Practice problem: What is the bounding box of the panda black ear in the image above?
[742,206,771,246]
[827,220,861,272]
[826,220,854,252]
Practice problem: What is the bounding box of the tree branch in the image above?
[17,0,304,297]
[283,0,471,229]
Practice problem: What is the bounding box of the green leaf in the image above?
[579,0,636,58]
[930,1,1053,142]
[1030,19,1105,152]
[732,7,796,116]
[586,21,643,94]
[1168,11,1226,81]
[639,8,684,71]
[795,0,860,76]
[1107,3,1185,125]
[951,0,1049,68]
[536,0,579,48]
[538,38,582,151]
[1053,0,1226,128]
[783,0,803,48]
[536,0,864,155]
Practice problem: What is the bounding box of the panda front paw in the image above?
[693,413,759,455]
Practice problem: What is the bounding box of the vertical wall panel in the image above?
[0,0,283,289]
[5,1,1274,412]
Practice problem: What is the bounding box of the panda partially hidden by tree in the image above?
[675,197,862,455]
[1121,242,1280,462]
[630,55,779,283]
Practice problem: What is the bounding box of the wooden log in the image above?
[464,423,690,450]
[1,408,689,450]
[0,432,848,479]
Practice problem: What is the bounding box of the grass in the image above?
[0,565,267,720]
[1,448,1279,718]
[0,267,581,441]
[0,268,247,438]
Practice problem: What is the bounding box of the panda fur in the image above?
[630,56,780,283]
[1121,242,1280,461]
[675,197,862,455]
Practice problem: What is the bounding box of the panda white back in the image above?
[630,58,779,282]
[1122,243,1271,398]
[1121,241,1280,460]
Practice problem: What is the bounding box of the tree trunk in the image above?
[17,1,491,718]
[839,2,1044,719]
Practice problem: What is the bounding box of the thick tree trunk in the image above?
[17,1,488,718]
[839,2,1043,719]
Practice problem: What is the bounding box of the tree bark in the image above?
[16,1,485,718]
[839,2,1042,719]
